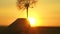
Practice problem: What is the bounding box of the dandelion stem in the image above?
[27,6,28,18]
[25,2,29,18]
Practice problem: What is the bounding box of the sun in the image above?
[28,18,36,27]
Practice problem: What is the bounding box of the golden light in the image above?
[28,18,36,27]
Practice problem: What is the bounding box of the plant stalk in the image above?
[26,6,28,18]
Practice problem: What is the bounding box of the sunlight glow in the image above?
[28,18,36,27]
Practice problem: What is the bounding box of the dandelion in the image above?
[17,0,37,18]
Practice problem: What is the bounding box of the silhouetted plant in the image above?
[17,0,37,18]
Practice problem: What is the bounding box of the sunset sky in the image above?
[0,0,60,26]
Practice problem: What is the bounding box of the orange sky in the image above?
[0,0,60,26]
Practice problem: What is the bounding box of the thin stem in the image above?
[27,7,28,18]
[25,1,29,18]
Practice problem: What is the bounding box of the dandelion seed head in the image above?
[17,0,37,10]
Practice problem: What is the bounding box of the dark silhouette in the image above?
[17,0,37,18]
[0,18,30,34]
[0,18,60,34]
[0,26,7,32]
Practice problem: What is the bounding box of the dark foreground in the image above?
[0,18,60,34]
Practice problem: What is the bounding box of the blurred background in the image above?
[0,0,60,26]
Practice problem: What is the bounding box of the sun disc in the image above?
[28,18,36,27]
